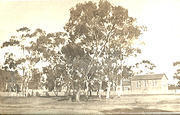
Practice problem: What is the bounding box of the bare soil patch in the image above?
[0,95,180,114]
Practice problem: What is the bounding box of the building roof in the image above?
[131,74,168,81]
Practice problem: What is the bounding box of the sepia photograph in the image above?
[0,0,180,114]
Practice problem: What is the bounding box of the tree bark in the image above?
[116,79,123,97]
[106,81,111,99]
[85,81,89,98]
[22,77,30,97]
[53,80,59,96]
[5,83,8,92]
[98,81,102,99]
[76,88,81,102]
[65,84,70,96]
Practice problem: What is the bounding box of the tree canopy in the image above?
[0,0,156,101]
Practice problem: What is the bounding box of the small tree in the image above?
[173,61,180,86]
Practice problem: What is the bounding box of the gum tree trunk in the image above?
[106,81,111,99]
[76,87,81,102]
[98,81,102,99]
[116,79,123,97]
[76,91,80,102]
[85,81,89,99]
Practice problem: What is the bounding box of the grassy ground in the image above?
[1,95,180,114]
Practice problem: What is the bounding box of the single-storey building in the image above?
[131,74,168,94]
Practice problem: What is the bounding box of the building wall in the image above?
[131,77,168,94]
[161,76,168,93]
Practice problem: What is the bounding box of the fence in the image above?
[1,89,180,97]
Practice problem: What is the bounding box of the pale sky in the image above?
[0,0,180,84]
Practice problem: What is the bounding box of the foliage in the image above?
[133,60,156,75]
[0,0,153,101]
[173,61,180,86]
[64,0,144,88]
[0,69,21,92]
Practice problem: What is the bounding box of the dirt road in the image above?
[1,95,180,114]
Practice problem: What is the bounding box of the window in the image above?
[145,80,147,87]
[155,80,157,86]
[152,80,157,87]
[141,80,144,86]
[136,81,139,88]
[137,81,141,88]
